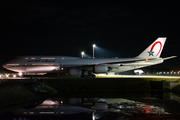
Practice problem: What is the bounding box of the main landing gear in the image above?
[81,71,96,78]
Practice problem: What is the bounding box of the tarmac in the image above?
[0,75,180,79]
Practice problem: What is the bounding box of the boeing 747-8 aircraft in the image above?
[3,37,176,77]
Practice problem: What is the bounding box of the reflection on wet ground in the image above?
[1,90,180,120]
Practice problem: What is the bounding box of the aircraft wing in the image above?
[99,58,156,65]
[99,56,176,67]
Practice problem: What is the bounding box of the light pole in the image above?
[81,51,84,58]
[93,44,96,58]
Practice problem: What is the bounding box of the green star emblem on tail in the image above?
[148,50,154,56]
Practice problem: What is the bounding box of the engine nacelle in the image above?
[69,68,82,76]
[94,65,108,73]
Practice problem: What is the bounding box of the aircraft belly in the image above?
[5,65,60,73]
[25,66,60,72]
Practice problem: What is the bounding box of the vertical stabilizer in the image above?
[137,37,166,58]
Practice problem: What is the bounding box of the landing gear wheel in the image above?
[81,72,96,78]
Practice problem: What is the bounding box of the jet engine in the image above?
[69,68,82,76]
[94,65,109,73]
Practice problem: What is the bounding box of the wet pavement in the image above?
[1,90,180,120]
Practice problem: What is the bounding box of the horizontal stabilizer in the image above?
[163,56,177,60]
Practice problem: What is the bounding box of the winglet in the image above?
[137,37,166,58]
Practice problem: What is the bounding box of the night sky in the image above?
[1,0,180,71]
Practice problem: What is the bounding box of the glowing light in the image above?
[13,74,16,77]
[30,112,34,114]
[41,100,59,105]
[93,44,96,58]
[145,59,149,61]
[145,105,150,114]
[6,75,9,77]
[81,51,84,58]
[18,72,23,76]
[23,112,27,114]
[92,112,95,120]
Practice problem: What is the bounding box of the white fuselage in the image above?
[3,56,164,73]
[3,38,174,75]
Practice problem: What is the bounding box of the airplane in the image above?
[3,37,176,78]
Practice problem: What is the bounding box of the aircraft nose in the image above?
[3,63,7,69]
